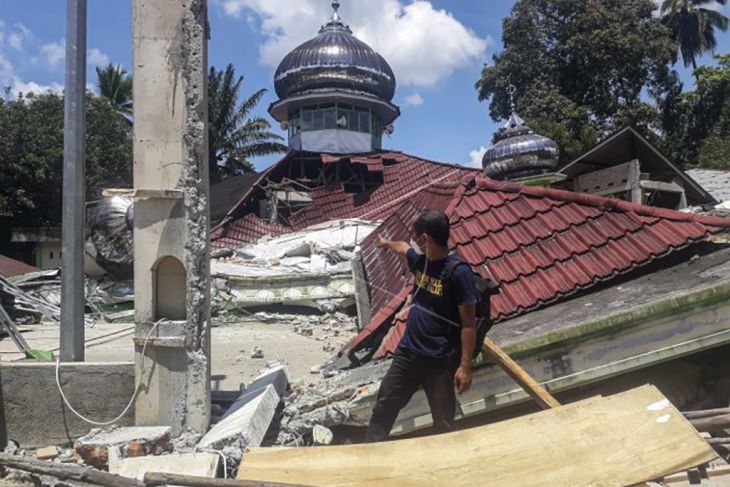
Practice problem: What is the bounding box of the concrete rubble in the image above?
[211,220,378,312]
[73,426,172,467]
[109,452,219,481]
[196,365,290,461]
[197,385,280,460]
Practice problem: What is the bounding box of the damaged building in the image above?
[203,0,730,448]
[3,1,730,485]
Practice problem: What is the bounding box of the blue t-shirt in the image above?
[398,248,478,359]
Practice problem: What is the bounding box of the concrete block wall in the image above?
[0,362,135,449]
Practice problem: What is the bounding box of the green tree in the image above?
[662,53,730,168]
[476,0,679,163]
[96,63,133,119]
[208,64,287,183]
[660,0,729,71]
[0,92,132,255]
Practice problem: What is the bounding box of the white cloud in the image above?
[12,79,63,97]
[404,92,424,107]
[88,48,110,67]
[8,23,32,51]
[40,39,65,67]
[8,33,23,51]
[217,0,490,88]
[468,146,487,168]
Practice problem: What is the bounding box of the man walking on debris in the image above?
[365,209,477,442]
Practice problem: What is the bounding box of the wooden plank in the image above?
[143,472,313,487]
[683,408,730,420]
[689,414,730,433]
[0,452,142,487]
[482,337,560,409]
[238,386,716,487]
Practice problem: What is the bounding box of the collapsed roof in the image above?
[209,150,730,367]
[210,151,480,249]
[344,175,730,363]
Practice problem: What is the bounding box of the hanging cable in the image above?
[54,319,165,426]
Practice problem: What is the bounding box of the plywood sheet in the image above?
[238,385,715,487]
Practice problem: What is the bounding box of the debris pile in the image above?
[211,220,378,314]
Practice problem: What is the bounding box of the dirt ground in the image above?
[0,319,355,390]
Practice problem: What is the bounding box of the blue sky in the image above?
[1,0,728,171]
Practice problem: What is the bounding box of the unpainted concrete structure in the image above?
[132,0,211,435]
[0,362,134,448]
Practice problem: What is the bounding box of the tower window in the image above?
[290,103,375,134]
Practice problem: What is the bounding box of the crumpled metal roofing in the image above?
[343,176,730,361]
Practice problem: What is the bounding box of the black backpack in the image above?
[442,254,500,359]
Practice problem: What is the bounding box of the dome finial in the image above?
[331,1,342,22]
[504,80,526,130]
[321,0,351,32]
[507,81,517,114]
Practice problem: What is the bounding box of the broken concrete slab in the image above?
[197,384,279,453]
[221,366,289,422]
[109,452,218,483]
[74,426,172,467]
[248,365,289,398]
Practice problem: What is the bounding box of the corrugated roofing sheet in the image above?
[344,176,730,360]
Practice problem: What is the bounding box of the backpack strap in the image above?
[444,254,469,282]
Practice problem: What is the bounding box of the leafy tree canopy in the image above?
[208,64,287,183]
[477,0,679,163]
[663,53,730,169]
[96,63,133,120]
[660,0,729,70]
[0,92,132,253]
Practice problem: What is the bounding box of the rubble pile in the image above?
[211,220,378,314]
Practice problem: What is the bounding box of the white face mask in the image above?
[410,237,425,255]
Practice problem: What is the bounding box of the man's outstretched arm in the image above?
[377,235,411,270]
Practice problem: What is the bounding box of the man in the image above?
[364,209,477,443]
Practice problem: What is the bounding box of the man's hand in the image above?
[377,235,390,249]
[454,364,472,395]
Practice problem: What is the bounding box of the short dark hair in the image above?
[413,210,450,247]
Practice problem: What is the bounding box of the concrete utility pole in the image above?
[132,0,211,434]
[60,0,87,362]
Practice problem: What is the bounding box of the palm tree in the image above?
[208,64,287,183]
[661,0,729,70]
[96,64,133,120]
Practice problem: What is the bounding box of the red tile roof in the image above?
[0,255,39,278]
[344,176,730,361]
[210,151,479,248]
[210,214,290,250]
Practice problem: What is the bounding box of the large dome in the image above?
[483,112,560,180]
[274,2,396,102]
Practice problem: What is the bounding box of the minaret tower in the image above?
[269,1,400,153]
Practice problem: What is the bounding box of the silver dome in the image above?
[483,112,560,180]
[88,195,134,279]
[273,2,396,102]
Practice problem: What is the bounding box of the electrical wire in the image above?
[54,319,165,426]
